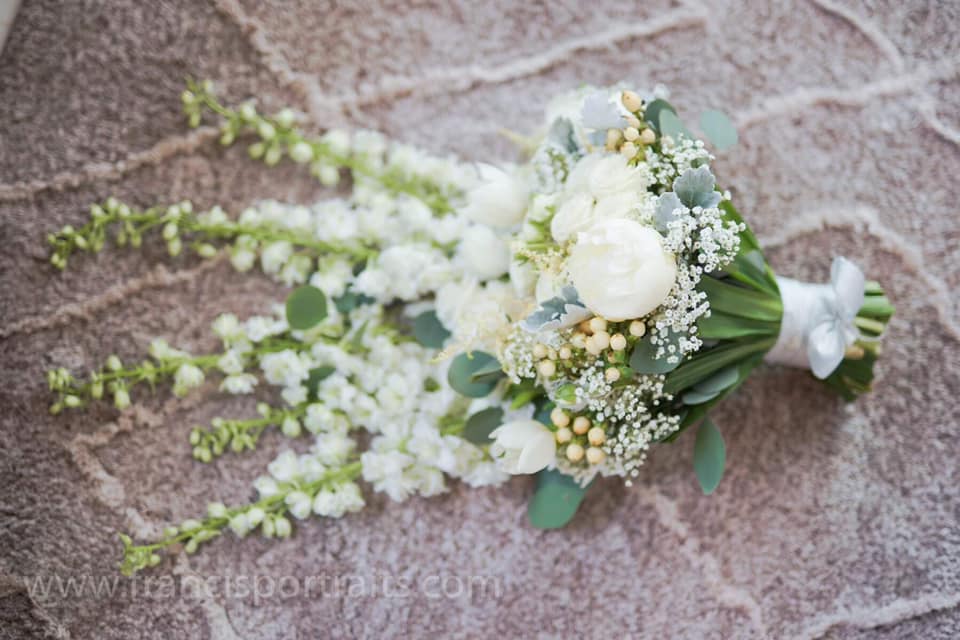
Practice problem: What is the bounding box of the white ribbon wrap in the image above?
[764,257,865,379]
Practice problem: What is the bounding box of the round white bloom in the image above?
[254,476,280,498]
[461,164,529,228]
[458,225,510,281]
[220,373,257,394]
[587,154,648,198]
[550,192,595,243]
[550,154,647,243]
[172,363,205,397]
[568,219,677,321]
[285,491,313,520]
[261,241,293,274]
[489,419,556,475]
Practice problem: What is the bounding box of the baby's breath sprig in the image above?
[48,197,376,272]
[181,79,459,215]
[189,402,308,462]
[119,460,362,575]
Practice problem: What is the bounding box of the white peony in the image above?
[458,224,511,280]
[489,420,556,474]
[550,153,648,243]
[567,219,677,321]
[461,164,529,228]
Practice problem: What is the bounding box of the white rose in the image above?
[568,219,677,321]
[458,225,510,280]
[461,164,529,228]
[490,420,556,474]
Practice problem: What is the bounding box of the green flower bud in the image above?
[106,355,123,371]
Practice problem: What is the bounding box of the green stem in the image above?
[185,79,459,215]
[120,461,363,575]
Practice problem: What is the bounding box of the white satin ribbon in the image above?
[764,257,865,379]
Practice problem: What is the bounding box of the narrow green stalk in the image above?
[48,197,376,272]
[189,404,309,462]
[183,79,460,215]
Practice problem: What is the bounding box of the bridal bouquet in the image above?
[46,81,893,575]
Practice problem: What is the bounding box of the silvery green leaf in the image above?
[522,286,591,332]
[673,166,722,210]
[643,99,676,134]
[546,117,580,156]
[699,109,738,151]
[654,192,684,233]
[581,91,623,131]
[693,418,725,494]
[659,109,692,140]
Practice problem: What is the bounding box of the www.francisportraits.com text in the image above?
[22,572,504,605]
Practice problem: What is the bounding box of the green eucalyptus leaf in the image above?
[699,109,738,151]
[693,418,725,494]
[447,352,502,398]
[643,99,677,134]
[285,285,328,330]
[659,109,692,140]
[528,469,589,529]
[629,333,681,375]
[412,310,450,349]
[462,407,504,445]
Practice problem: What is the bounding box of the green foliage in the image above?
[462,407,505,445]
[643,99,676,134]
[447,351,503,398]
[693,418,725,495]
[681,365,740,405]
[528,469,590,529]
[629,333,681,375]
[285,286,328,330]
[412,310,451,348]
[699,109,738,151]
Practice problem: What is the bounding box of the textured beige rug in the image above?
[1,1,959,638]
